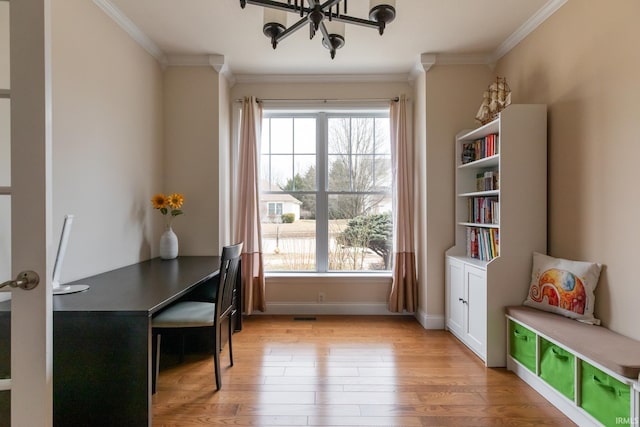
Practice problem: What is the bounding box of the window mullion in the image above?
[316,112,329,272]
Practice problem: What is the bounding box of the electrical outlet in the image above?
[318,292,325,303]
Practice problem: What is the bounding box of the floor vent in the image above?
[293,316,317,321]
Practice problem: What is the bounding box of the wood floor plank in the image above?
[153,315,576,426]
[237,404,361,417]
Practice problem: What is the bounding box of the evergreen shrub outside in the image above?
[281,213,295,223]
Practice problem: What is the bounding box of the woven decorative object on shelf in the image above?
[475,77,512,125]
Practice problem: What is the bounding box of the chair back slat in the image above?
[216,242,243,319]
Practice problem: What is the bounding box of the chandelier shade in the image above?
[240,0,396,59]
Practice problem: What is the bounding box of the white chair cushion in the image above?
[152,301,215,328]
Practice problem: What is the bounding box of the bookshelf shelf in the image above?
[447,255,490,268]
[458,222,499,229]
[445,104,547,367]
[459,154,499,169]
[458,190,499,197]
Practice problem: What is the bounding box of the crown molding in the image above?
[94,0,566,86]
[164,54,226,68]
[433,53,492,65]
[420,53,437,72]
[490,0,568,62]
[164,54,237,85]
[414,0,567,74]
[233,73,411,84]
[407,53,435,82]
[411,53,492,79]
[92,0,167,65]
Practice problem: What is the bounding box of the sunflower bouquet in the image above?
[151,193,185,226]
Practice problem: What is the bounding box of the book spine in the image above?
[465,225,500,261]
[460,133,499,164]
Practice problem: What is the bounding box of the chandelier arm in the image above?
[318,20,331,41]
[273,16,308,44]
[318,21,334,59]
[331,14,381,31]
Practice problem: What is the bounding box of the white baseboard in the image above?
[262,302,409,316]
[256,304,445,330]
[416,307,445,329]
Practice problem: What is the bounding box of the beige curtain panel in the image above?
[236,96,266,314]
[388,94,418,313]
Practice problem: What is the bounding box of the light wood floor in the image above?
[152,315,575,426]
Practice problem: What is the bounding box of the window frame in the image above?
[261,108,393,274]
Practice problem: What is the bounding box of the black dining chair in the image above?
[152,242,243,392]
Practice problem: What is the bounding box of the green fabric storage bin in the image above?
[509,320,536,372]
[580,361,631,427]
[539,338,574,400]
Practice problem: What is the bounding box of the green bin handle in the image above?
[513,329,529,341]
[592,375,620,396]
[551,347,568,360]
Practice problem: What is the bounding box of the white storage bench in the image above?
[506,306,640,427]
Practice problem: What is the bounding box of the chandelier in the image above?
[239,0,396,59]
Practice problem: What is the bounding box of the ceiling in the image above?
[101,0,564,79]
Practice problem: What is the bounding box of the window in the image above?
[260,110,392,272]
[268,202,283,216]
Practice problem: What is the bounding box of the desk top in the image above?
[52,256,221,315]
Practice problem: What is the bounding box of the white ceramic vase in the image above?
[159,225,178,260]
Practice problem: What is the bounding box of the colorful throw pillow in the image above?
[523,252,602,325]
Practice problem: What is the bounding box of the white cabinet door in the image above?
[445,257,488,362]
[445,257,465,336]
[465,264,487,356]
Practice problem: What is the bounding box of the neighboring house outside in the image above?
[260,193,302,222]
[372,195,392,216]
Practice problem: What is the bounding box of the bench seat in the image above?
[506,305,640,379]
[506,305,640,426]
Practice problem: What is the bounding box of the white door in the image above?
[0,0,53,426]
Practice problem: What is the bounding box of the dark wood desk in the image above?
[1,256,241,426]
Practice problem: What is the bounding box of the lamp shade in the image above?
[369,0,395,9]
[324,20,345,37]
[263,8,287,26]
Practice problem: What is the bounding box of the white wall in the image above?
[411,62,493,328]
[412,67,427,325]
[51,0,164,282]
[163,66,221,255]
[218,73,233,248]
[425,64,493,323]
[496,0,640,340]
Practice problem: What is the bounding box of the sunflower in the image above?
[168,193,184,209]
[151,193,169,209]
[152,192,185,221]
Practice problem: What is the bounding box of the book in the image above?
[466,226,500,261]
[461,133,499,165]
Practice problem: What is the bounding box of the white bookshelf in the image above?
[445,104,548,367]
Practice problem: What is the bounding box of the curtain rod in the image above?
[234,97,400,103]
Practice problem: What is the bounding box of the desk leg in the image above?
[54,312,151,426]
[234,259,243,332]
